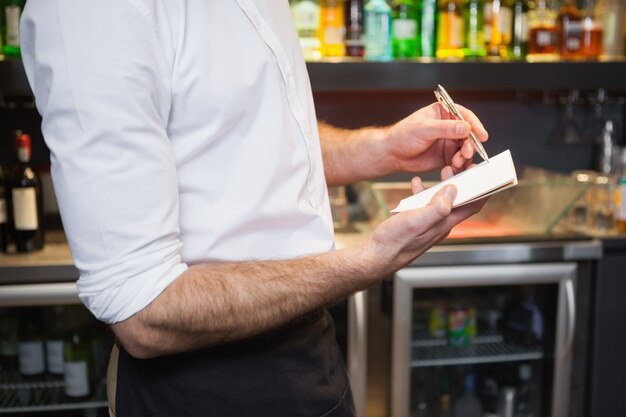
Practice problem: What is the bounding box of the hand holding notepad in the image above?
[391,150,518,213]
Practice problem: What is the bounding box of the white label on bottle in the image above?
[12,187,38,231]
[0,199,6,224]
[18,341,45,375]
[5,6,21,47]
[292,1,320,31]
[46,340,64,374]
[392,19,417,39]
[521,14,529,41]
[64,361,90,397]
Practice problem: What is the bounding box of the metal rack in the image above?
[410,329,544,368]
[0,378,107,414]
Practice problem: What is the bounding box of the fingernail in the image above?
[443,186,457,202]
[456,123,469,135]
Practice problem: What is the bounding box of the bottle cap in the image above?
[17,133,31,149]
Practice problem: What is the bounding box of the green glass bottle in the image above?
[63,330,93,399]
[1,0,25,57]
[418,0,438,56]
[463,0,487,57]
[508,0,529,59]
[392,0,419,57]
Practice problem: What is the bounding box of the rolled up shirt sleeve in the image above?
[21,0,188,323]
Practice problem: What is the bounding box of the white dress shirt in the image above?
[21,0,334,324]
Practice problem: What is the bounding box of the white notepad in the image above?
[391,149,518,213]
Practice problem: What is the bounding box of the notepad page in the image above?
[391,149,518,213]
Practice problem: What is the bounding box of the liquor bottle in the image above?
[364,0,393,60]
[45,306,65,376]
[291,0,323,60]
[63,330,93,399]
[0,163,8,253]
[508,0,530,59]
[319,0,346,57]
[345,0,366,56]
[484,0,513,57]
[1,0,25,57]
[436,0,465,58]
[18,308,46,378]
[557,0,582,58]
[0,308,19,376]
[579,0,603,59]
[453,373,483,417]
[526,0,558,61]
[463,0,487,57]
[392,0,419,58]
[595,0,624,59]
[11,133,44,253]
[419,0,439,57]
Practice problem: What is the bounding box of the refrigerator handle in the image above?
[564,278,576,359]
[348,291,367,417]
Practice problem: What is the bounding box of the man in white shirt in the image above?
[21,1,488,416]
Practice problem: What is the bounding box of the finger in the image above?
[419,118,472,141]
[461,139,475,159]
[455,104,489,141]
[411,177,425,194]
[440,165,454,180]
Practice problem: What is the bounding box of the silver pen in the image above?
[434,84,489,163]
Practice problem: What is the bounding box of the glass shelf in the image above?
[411,329,544,368]
[0,378,107,414]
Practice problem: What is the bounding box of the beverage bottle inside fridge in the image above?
[515,364,533,417]
[615,148,626,233]
[63,329,93,399]
[453,373,483,417]
[1,0,25,57]
[319,0,346,57]
[18,308,46,379]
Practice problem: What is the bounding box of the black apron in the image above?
[114,309,355,417]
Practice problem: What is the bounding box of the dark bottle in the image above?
[345,0,365,56]
[63,330,93,399]
[0,164,8,253]
[508,0,529,59]
[0,307,19,376]
[45,306,65,376]
[17,308,46,378]
[1,0,25,57]
[11,133,44,253]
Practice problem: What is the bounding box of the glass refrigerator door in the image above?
[392,263,577,417]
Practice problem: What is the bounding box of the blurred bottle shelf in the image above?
[411,329,544,368]
[0,378,107,414]
[1,57,626,95]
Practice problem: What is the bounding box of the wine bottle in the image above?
[45,306,65,376]
[0,307,19,377]
[11,133,44,253]
[63,330,93,399]
[17,308,46,378]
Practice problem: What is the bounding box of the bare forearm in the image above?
[318,122,393,186]
[112,243,382,358]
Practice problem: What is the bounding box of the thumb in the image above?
[427,185,457,217]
